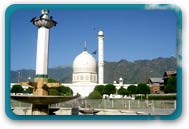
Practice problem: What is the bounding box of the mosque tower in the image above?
[31,9,57,95]
[98,30,104,84]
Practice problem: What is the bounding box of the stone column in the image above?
[31,9,57,95]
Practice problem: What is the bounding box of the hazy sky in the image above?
[10,9,176,70]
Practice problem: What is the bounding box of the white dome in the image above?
[98,30,104,36]
[73,51,96,73]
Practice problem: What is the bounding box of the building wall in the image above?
[150,84,160,94]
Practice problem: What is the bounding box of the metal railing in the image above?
[11,99,176,115]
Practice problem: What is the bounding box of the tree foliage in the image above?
[117,86,128,97]
[103,84,116,96]
[127,85,137,95]
[11,85,24,93]
[164,77,176,93]
[57,85,73,96]
[137,83,151,96]
[76,92,81,97]
[48,85,73,96]
[48,88,60,95]
[24,87,33,94]
[48,78,58,83]
[94,85,105,95]
[88,90,102,99]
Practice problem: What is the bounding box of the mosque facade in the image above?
[61,31,130,97]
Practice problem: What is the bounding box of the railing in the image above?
[11,99,176,115]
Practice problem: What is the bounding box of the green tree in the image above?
[127,85,137,96]
[94,85,105,95]
[48,88,60,95]
[88,90,102,99]
[164,77,176,93]
[137,83,151,97]
[11,85,24,94]
[48,78,58,83]
[57,85,73,96]
[24,87,33,94]
[103,84,116,96]
[117,86,128,97]
[48,86,73,96]
[76,92,81,97]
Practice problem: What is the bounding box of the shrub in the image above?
[11,85,24,93]
[48,78,58,83]
[103,84,116,96]
[24,87,33,94]
[117,86,128,97]
[135,95,146,100]
[137,83,150,96]
[135,94,176,100]
[88,90,102,99]
[164,77,176,93]
[48,86,73,96]
[127,85,137,95]
[48,88,60,95]
[148,95,176,100]
[94,85,105,95]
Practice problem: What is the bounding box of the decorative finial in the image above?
[41,9,49,15]
[84,41,87,51]
[41,9,49,19]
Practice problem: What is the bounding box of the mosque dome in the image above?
[73,50,96,73]
[72,50,97,84]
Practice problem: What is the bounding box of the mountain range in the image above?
[11,57,176,84]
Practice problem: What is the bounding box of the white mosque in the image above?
[61,30,129,97]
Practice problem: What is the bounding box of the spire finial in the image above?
[41,9,49,19]
[41,9,49,15]
[84,41,87,51]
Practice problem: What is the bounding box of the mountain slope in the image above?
[11,57,176,83]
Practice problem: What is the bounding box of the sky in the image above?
[10,8,176,70]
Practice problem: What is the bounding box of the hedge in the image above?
[135,95,176,100]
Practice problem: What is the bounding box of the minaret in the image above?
[98,30,104,84]
[31,9,57,95]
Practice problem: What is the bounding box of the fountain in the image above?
[11,9,78,115]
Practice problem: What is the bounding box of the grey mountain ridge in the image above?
[11,56,176,84]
